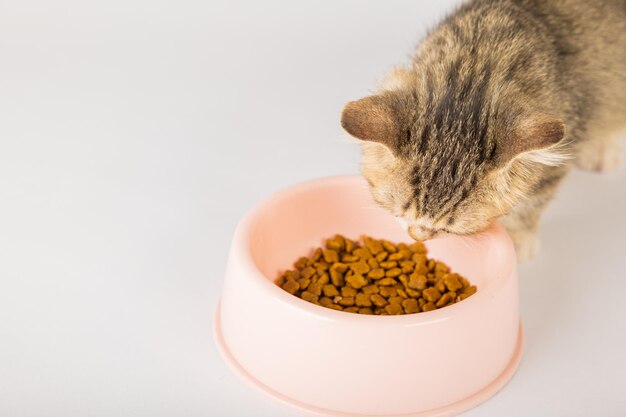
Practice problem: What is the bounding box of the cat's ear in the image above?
[495,113,565,164]
[341,95,400,149]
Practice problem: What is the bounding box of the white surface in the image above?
[0,1,625,416]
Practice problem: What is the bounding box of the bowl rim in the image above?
[233,174,517,325]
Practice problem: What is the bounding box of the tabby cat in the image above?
[341,0,626,260]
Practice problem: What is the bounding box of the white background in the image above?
[1,1,625,416]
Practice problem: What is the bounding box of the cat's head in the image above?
[341,79,566,240]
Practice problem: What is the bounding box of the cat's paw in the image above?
[575,139,622,173]
[511,230,540,262]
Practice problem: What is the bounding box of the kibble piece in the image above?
[313,261,330,272]
[402,298,420,314]
[422,302,437,312]
[301,291,318,303]
[338,296,355,306]
[322,249,339,264]
[409,241,427,253]
[327,304,343,311]
[379,286,397,298]
[346,273,368,289]
[385,303,404,315]
[294,257,309,270]
[459,285,477,300]
[375,251,388,262]
[282,280,299,295]
[362,284,380,295]
[367,258,379,269]
[388,296,404,305]
[385,268,402,278]
[427,259,436,271]
[398,274,409,287]
[371,294,388,307]
[378,277,398,286]
[368,268,385,280]
[413,260,429,275]
[379,261,398,269]
[434,262,449,275]
[345,238,357,253]
[342,254,359,263]
[351,260,371,275]
[300,266,316,279]
[297,278,311,291]
[341,286,357,297]
[312,248,323,262]
[364,237,384,255]
[396,288,408,298]
[443,274,463,292]
[330,269,344,287]
[382,241,397,253]
[418,298,427,308]
[406,288,420,298]
[408,274,427,290]
[344,306,360,313]
[284,270,300,281]
[319,296,333,307]
[323,284,339,297]
[436,292,454,308]
[435,279,446,293]
[355,293,373,307]
[353,248,373,260]
[358,307,374,315]
[308,281,323,296]
[423,287,442,303]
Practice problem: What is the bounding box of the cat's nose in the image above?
[408,225,435,241]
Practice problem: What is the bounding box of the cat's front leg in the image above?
[500,166,568,262]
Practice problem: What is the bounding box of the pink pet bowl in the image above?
[214,175,522,417]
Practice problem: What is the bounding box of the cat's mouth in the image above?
[396,217,450,241]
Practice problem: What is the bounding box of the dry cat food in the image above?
[276,235,477,315]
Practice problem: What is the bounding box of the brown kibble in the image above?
[330,269,344,287]
[319,296,333,307]
[378,277,398,286]
[422,302,437,312]
[341,286,357,297]
[346,273,368,289]
[402,298,420,314]
[382,241,397,253]
[356,293,373,307]
[300,266,316,279]
[323,249,339,264]
[386,268,402,278]
[367,257,379,269]
[350,260,371,275]
[409,241,427,253]
[297,278,311,291]
[301,291,318,303]
[443,274,463,292]
[282,280,299,295]
[379,286,397,298]
[278,235,476,314]
[436,292,454,308]
[323,284,339,297]
[379,261,397,269]
[408,274,427,290]
[406,288,420,298]
[312,248,323,262]
[338,296,355,306]
[294,257,309,270]
[371,294,388,307]
[364,237,384,255]
[368,268,385,279]
[345,238,357,253]
[385,303,404,315]
[362,284,380,295]
[423,287,442,303]
[341,254,359,263]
